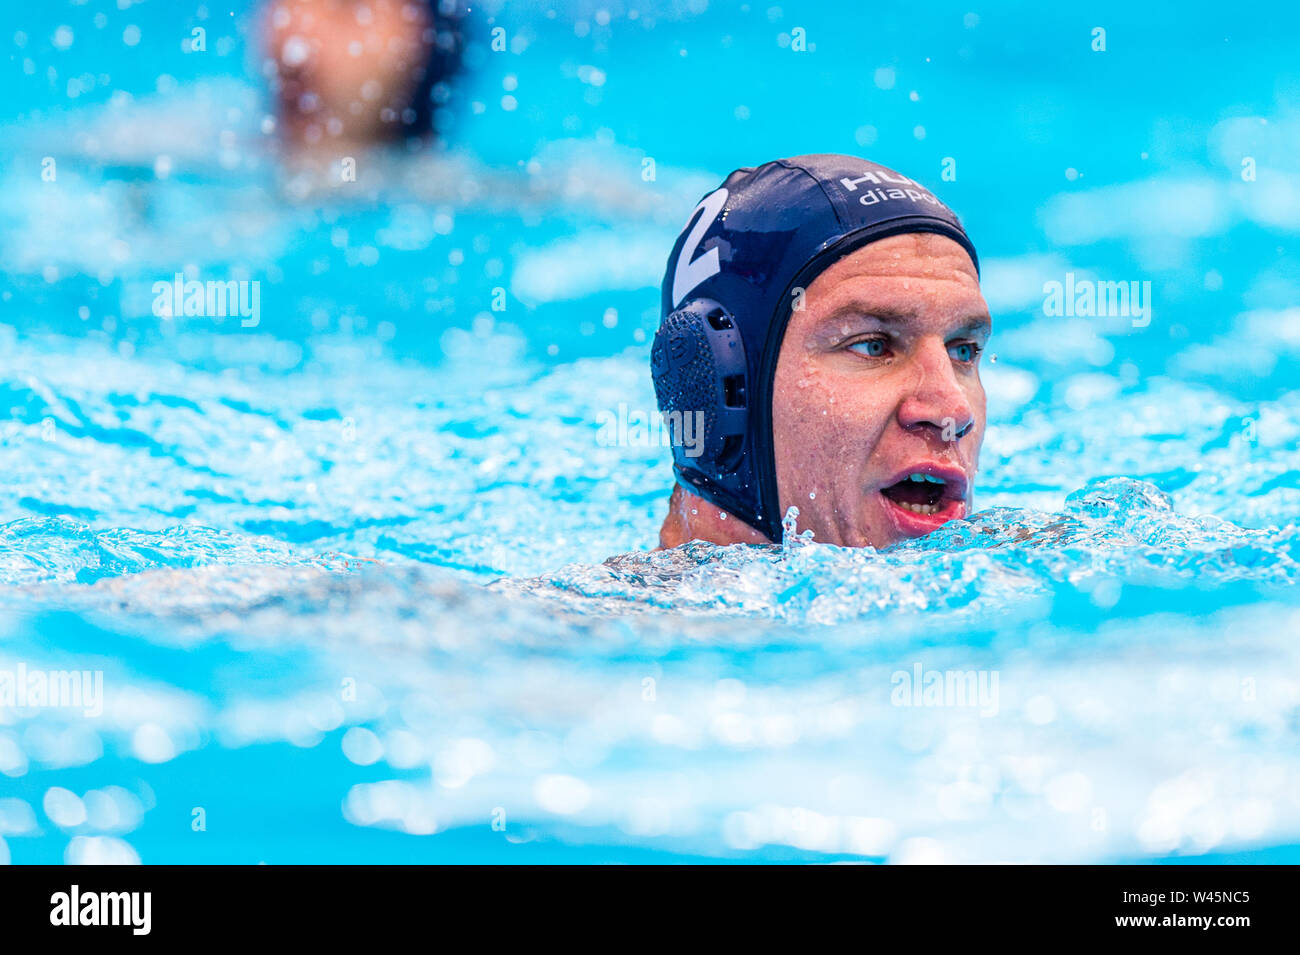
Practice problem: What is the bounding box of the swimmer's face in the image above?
[771,233,990,548]
[264,0,433,148]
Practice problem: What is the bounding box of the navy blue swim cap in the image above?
[650,154,979,541]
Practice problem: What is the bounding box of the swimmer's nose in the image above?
[896,339,976,441]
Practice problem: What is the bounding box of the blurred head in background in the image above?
[262,0,465,152]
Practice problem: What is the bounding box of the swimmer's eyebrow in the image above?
[813,305,992,340]
[951,315,993,339]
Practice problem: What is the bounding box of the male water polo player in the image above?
[651,154,991,549]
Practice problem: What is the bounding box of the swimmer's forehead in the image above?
[810,232,981,283]
[799,236,991,340]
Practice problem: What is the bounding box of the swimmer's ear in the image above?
[652,298,749,477]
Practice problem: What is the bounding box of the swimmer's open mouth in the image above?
[881,473,949,514]
[878,465,968,532]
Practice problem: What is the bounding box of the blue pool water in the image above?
[1,1,1299,863]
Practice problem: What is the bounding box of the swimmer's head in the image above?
[651,154,990,549]
[262,0,465,150]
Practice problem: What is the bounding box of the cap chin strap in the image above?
[671,465,768,541]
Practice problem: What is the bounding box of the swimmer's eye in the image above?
[948,341,982,363]
[847,337,889,358]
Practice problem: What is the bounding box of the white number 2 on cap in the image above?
[672,188,728,308]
